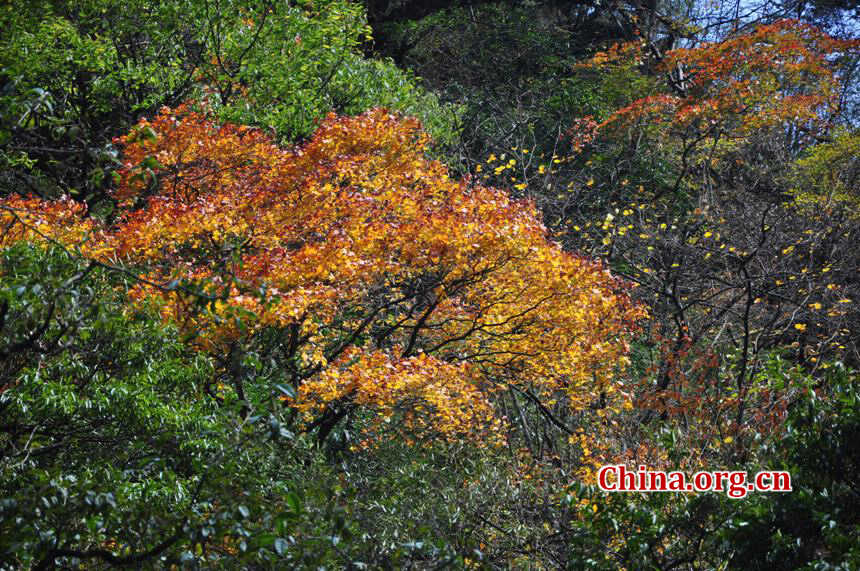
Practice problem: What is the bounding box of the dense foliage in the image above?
[1,0,859,568]
[0,0,457,207]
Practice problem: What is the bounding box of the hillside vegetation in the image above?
[1,0,859,568]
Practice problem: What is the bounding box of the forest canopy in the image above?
[1,0,859,568]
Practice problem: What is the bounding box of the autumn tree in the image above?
[0,105,642,447]
[585,19,859,196]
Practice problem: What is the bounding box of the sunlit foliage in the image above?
[1,106,642,445]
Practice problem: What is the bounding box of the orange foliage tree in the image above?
[575,19,860,204]
[0,106,643,445]
[599,20,858,137]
